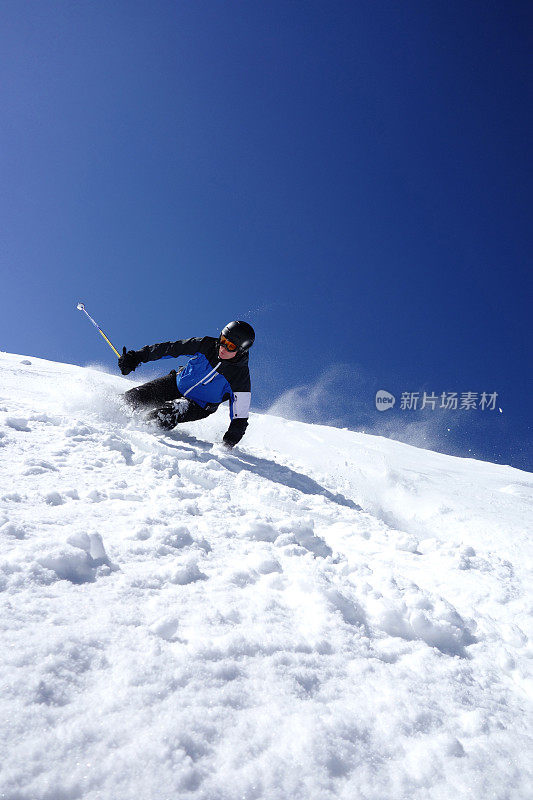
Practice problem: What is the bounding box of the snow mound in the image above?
[0,351,532,800]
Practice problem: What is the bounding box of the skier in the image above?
[118,321,254,448]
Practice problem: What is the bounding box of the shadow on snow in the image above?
[160,430,362,512]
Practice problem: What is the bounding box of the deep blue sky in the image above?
[1,1,531,470]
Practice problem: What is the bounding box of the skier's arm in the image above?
[136,337,208,363]
[119,337,212,374]
[223,391,251,448]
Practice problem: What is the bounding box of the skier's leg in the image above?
[123,370,179,409]
[149,398,218,430]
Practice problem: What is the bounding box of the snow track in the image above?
[1,352,532,799]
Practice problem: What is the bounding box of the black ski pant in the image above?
[123,370,217,429]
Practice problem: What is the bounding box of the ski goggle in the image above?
[219,335,238,352]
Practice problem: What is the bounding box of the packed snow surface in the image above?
[0,351,532,800]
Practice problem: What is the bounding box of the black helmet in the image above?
[220,320,255,352]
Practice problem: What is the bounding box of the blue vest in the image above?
[177,353,232,411]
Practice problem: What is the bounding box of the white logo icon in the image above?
[375,390,396,411]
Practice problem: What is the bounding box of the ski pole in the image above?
[76,302,120,357]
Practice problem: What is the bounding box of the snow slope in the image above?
[1,351,532,800]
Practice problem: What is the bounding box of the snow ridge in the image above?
[1,352,532,800]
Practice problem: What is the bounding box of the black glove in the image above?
[223,418,248,448]
[118,346,141,376]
